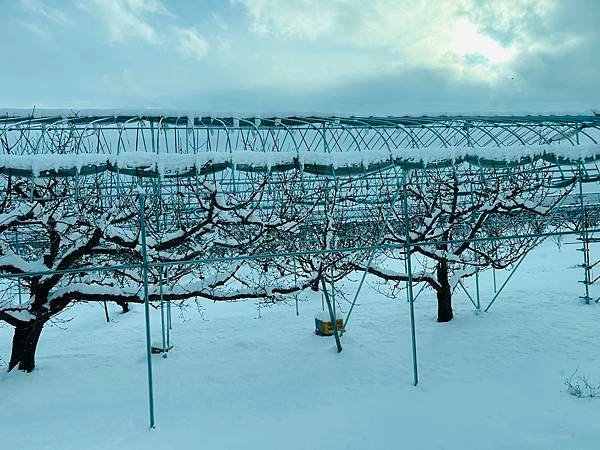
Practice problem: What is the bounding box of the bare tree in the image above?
[0,167,319,372]
[353,164,575,322]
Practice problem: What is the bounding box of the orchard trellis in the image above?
[1,111,600,428]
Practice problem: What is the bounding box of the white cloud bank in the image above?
[235,0,557,80]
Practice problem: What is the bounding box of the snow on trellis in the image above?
[0,144,599,178]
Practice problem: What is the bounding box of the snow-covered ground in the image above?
[1,240,600,450]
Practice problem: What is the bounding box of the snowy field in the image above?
[1,240,600,450]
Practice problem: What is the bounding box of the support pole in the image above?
[343,260,370,334]
[484,253,527,312]
[472,241,481,311]
[15,228,22,305]
[402,170,418,387]
[321,277,342,353]
[578,166,591,304]
[458,280,479,310]
[294,257,299,316]
[166,267,172,343]
[344,188,401,332]
[331,266,336,321]
[475,269,481,311]
[159,267,167,357]
[139,193,156,429]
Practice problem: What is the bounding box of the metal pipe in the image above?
[139,193,156,429]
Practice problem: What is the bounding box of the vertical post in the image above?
[579,166,591,304]
[474,238,480,311]
[15,228,22,306]
[404,256,410,304]
[139,192,156,428]
[475,270,481,311]
[402,170,418,386]
[154,174,167,357]
[331,266,336,320]
[165,267,171,348]
[167,301,171,343]
[150,120,156,153]
[321,278,342,353]
[159,268,167,357]
[293,257,299,316]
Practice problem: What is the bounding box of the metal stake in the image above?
[402,170,418,386]
[139,193,156,429]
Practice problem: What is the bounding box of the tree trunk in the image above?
[310,279,320,292]
[8,319,45,373]
[436,260,454,323]
[310,273,321,292]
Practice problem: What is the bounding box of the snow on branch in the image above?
[0,255,47,274]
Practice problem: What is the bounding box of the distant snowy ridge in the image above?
[1,144,599,177]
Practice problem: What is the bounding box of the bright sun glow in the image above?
[449,18,516,65]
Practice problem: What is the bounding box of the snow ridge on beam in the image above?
[1,145,599,178]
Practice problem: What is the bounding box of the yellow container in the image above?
[315,318,344,336]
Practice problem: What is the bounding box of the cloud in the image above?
[79,0,211,59]
[20,0,68,24]
[174,27,209,61]
[2,0,597,112]
[16,0,70,41]
[236,0,561,81]
[237,0,341,40]
[83,0,170,44]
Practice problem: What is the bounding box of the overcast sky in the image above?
[1,0,598,114]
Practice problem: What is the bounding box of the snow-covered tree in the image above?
[355,164,575,322]
[0,170,319,372]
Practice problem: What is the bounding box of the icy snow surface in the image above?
[1,241,600,449]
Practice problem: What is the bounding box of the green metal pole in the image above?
[294,257,299,316]
[139,193,156,429]
[473,240,481,311]
[475,270,481,311]
[331,266,336,321]
[153,171,168,355]
[321,277,342,353]
[405,256,411,304]
[578,166,591,304]
[165,268,172,340]
[166,298,171,346]
[484,253,527,312]
[15,228,22,306]
[159,268,167,357]
[343,262,369,334]
[402,170,418,386]
[344,188,402,331]
[458,280,478,309]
